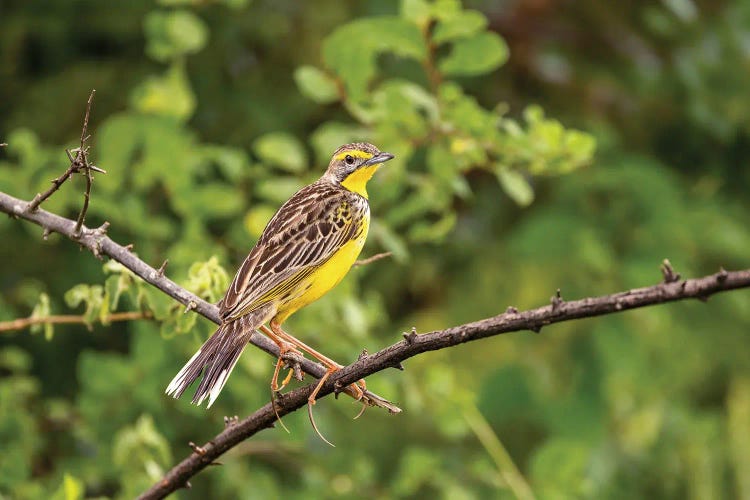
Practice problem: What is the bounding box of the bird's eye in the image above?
[345,155,354,165]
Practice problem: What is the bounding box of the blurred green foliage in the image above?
[1,0,749,498]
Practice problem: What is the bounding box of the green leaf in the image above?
[184,256,230,304]
[323,17,427,101]
[244,205,277,239]
[439,32,508,77]
[113,415,172,480]
[400,0,432,28]
[88,286,106,326]
[433,10,487,44]
[130,63,196,121]
[294,66,339,104]
[199,145,250,182]
[252,132,308,173]
[29,293,52,340]
[144,10,208,62]
[496,167,534,206]
[530,438,594,498]
[50,474,84,500]
[408,212,457,242]
[190,183,244,218]
[255,177,305,204]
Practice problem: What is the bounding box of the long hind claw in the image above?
[307,368,336,447]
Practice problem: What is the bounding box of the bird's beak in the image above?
[362,152,395,166]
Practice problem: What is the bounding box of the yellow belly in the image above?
[272,217,369,324]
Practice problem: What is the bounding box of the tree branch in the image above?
[0,311,152,333]
[133,265,750,499]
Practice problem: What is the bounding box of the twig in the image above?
[136,264,750,499]
[0,190,399,415]
[0,311,153,333]
[352,251,392,267]
[0,143,7,147]
[25,90,104,225]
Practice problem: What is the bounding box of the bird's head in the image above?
[324,142,394,199]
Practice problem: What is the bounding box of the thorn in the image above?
[402,326,418,344]
[717,267,728,283]
[505,306,519,314]
[42,228,51,240]
[208,461,223,467]
[123,243,134,252]
[157,259,169,277]
[696,295,709,303]
[551,289,564,310]
[391,361,405,371]
[184,301,197,314]
[529,324,542,334]
[89,164,106,174]
[358,349,369,361]
[182,481,192,490]
[661,259,680,283]
[333,380,344,398]
[188,442,206,455]
[223,415,239,428]
[96,221,110,235]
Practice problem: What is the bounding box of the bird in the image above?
[166,142,394,417]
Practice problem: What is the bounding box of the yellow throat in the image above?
[340,164,381,199]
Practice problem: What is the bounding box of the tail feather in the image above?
[166,318,254,408]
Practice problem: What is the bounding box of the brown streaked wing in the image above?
[219,181,363,321]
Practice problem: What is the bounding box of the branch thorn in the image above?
[505,306,519,314]
[402,326,418,343]
[157,259,169,277]
[661,259,681,283]
[717,267,728,283]
[188,442,206,455]
[551,289,564,310]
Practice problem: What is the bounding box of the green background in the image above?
[1,0,749,498]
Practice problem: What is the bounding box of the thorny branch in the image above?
[25,89,105,237]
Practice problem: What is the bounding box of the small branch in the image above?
[138,265,750,499]
[0,311,153,333]
[352,251,392,267]
[26,89,104,221]
[26,162,79,212]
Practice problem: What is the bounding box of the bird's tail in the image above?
[165,317,255,408]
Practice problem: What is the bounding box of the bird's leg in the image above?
[269,320,367,401]
[260,324,303,393]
